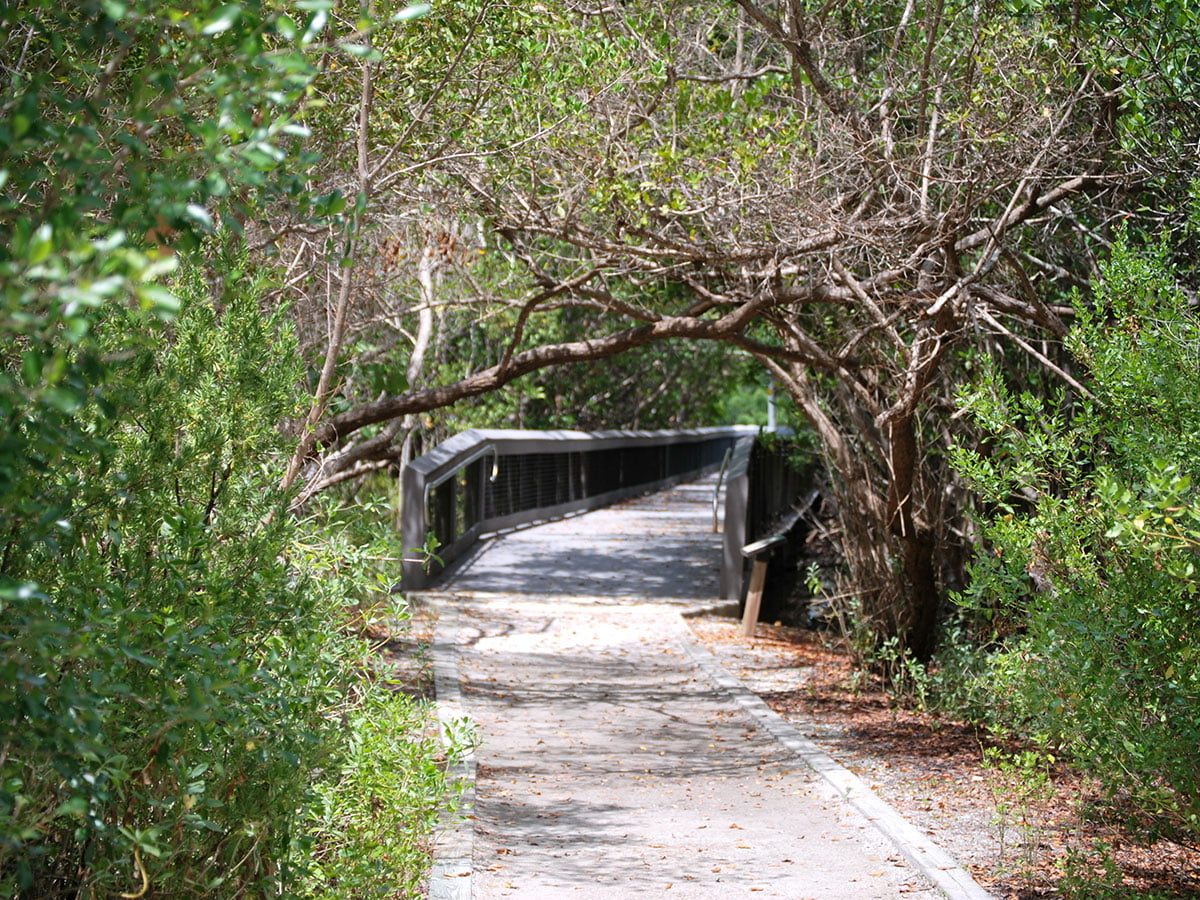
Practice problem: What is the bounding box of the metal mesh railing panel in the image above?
[745,439,813,544]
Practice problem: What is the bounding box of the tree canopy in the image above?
[3,0,1200,892]
[273,0,1199,658]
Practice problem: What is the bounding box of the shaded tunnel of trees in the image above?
[3,0,1200,894]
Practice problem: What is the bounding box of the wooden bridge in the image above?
[400,426,814,604]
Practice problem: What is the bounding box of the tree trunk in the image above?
[771,359,946,664]
[885,414,941,662]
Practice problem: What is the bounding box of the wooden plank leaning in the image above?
[739,490,822,639]
[740,535,785,637]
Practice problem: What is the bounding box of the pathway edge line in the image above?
[428,603,477,900]
[678,621,993,900]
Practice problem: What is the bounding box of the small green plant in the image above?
[982,746,1056,870]
[922,624,998,722]
[804,562,823,597]
[410,530,445,574]
[870,636,933,710]
[1059,843,1126,899]
[1058,840,1178,899]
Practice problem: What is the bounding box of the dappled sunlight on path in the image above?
[430,478,942,898]
[445,480,723,602]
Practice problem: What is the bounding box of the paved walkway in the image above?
[431,479,950,898]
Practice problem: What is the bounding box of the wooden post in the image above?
[741,557,769,638]
[739,533,784,638]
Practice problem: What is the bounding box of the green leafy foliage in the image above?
[981,746,1056,869]
[3,277,303,893]
[1,3,451,894]
[292,490,455,899]
[301,689,455,900]
[1,0,320,600]
[952,238,1200,842]
[439,340,780,434]
[2,270,453,895]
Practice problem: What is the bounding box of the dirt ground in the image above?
[687,615,1200,899]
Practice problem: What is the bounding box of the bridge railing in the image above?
[400,426,760,590]
[720,433,817,601]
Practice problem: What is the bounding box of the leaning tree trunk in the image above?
[883,414,941,662]
[819,421,944,664]
[769,358,949,664]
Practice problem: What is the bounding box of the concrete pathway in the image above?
[430,479,955,898]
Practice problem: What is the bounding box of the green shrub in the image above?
[1,270,451,895]
[952,237,1200,842]
[1,5,452,894]
[301,690,449,899]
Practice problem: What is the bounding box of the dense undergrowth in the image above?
[1,4,455,894]
[1,266,453,896]
[860,239,1200,861]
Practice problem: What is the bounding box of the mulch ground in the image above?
[687,615,1200,899]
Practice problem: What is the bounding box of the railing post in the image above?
[721,468,749,601]
[401,462,430,591]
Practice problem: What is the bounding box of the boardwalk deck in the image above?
[427,477,969,898]
[445,479,724,601]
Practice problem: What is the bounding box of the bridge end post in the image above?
[400,461,429,592]
[741,557,769,637]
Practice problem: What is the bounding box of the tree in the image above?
[1,4,452,894]
[276,1,806,499]
[288,0,1153,659]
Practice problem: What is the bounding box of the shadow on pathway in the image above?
[431,477,950,899]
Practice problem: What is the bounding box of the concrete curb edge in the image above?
[678,621,994,900]
[428,603,477,900]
